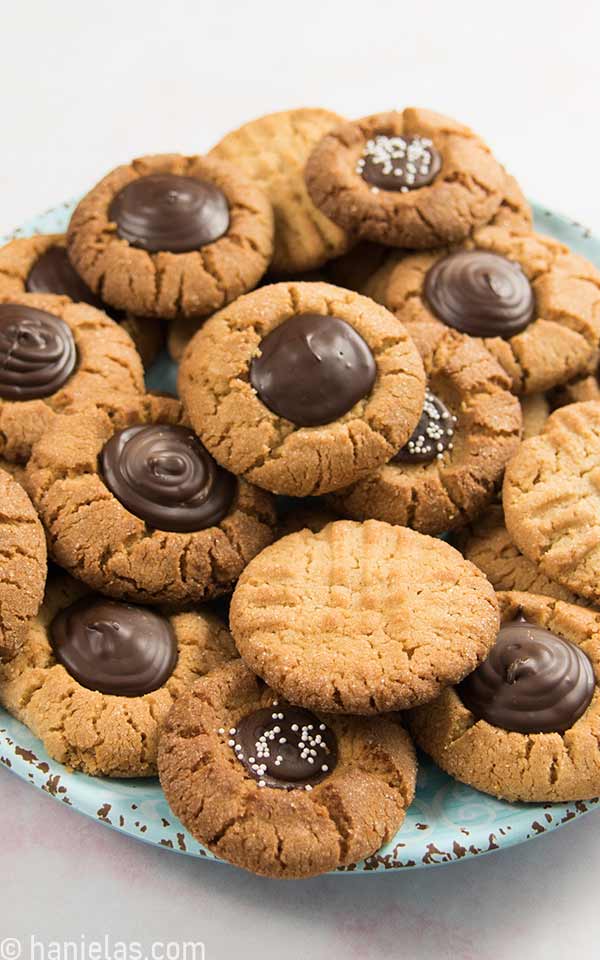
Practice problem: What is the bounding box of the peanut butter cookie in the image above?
[0,574,237,777]
[410,592,600,802]
[0,234,163,367]
[230,519,499,713]
[0,469,46,662]
[26,394,276,605]
[0,292,144,463]
[67,154,274,320]
[305,109,506,248]
[178,281,426,497]
[521,393,550,438]
[329,329,522,534]
[363,225,600,394]
[459,504,584,602]
[209,108,350,275]
[158,660,417,878]
[503,401,600,603]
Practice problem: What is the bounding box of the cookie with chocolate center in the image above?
[329,330,522,534]
[0,575,237,776]
[67,154,274,320]
[305,109,507,249]
[178,281,426,497]
[25,394,276,605]
[0,292,144,463]
[364,225,600,395]
[410,592,600,802]
[158,660,417,878]
[0,234,164,368]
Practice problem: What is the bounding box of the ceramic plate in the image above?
[1,199,599,874]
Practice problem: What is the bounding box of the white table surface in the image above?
[3,2,600,956]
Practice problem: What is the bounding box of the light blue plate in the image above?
[1,199,599,874]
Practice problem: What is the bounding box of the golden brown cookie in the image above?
[0,292,144,463]
[209,108,350,275]
[410,591,600,802]
[0,469,46,662]
[167,315,202,363]
[459,504,584,602]
[552,369,600,407]
[0,574,237,777]
[521,393,550,438]
[230,519,499,713]
[503,401,600,603]
[329,329,522,534]
[178,281,426,497]
[0,234,163,368]
[363,225,600,395]
[158,660,417,878]
[67,154,274,320]
[26,394,276,605]
[305,109,507,248]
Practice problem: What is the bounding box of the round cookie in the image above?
[209,108,351,275]
[158,660,417,878]
[0,574,237,777]
[26,394,276,605]
[67,153,274,320]
[363,225,600,395]
[305,108,507,249]
[178,281,426,497]
[329,329,522,535]
[0,292,144,463]
[552,368,600,407]
[230,519,499,713]
[0,469,46,662]
[503,401,600,604]
[410,591,600,802]
[0,234,163,368]
[459,504,586,603]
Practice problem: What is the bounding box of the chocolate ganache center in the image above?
[250,313,376,427]
[100,424,235,533]
[0,303,77,400]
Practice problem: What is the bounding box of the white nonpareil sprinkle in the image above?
[357,135,434,184]
[403,389,456,460]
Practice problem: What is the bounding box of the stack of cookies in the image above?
[2,105,600,879]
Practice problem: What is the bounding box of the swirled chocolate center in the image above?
[424,250,535,338]
[230,706,337,790]
[100,424,236,533]
[358,135,442,192]
[250,313,376,427]
[50,595,177,696]
[109,173,230,253]
[393,389,456,463]
[0,303,77,400]
[458,619,595,734]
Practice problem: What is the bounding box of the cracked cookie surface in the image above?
[0,233,164,367]
[67,154,274,320]
[305,109,506,248]
[0,469,46,662]
[158,659,417,878]
[0,292,144,463]
[363,225,600,395]
[329,329,522,534]
[209,108,351,275]
[503,401,600,603]
[0,575,237,777]
[410,591,600,801]
[459,504,586,603]
[25,395,276,605]
[230,519,499,713]
[178,281,426,497]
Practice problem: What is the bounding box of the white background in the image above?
[3,2,600,957]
